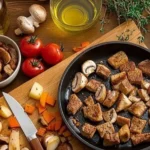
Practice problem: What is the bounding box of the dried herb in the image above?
[137,36,145,44]
[102,0,150,33]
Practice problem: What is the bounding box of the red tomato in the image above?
[22,58,45,77]
[41,43,64,65]
[20,36,43,58]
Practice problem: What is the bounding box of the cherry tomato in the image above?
[41,43,64,65]
[20,36,43,58]
[22,58,45,77]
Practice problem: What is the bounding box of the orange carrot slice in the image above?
[63,130,72,137]
[8,116,20,128]
[55,120,62,131]
[81,41,90,48]
[36,103,46,114]
[40,92,48,107]
[58,125,67,135]
[73,46,83,52]
[47,121,55,131]
[46,95,56,106]
[37,127,46,137]
[24,104,35,115]
[42,110,55,124]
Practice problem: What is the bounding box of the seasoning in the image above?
[0,0,9,34]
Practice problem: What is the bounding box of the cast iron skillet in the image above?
[58,42,150,150]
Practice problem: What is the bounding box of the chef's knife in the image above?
[2,92,44,150]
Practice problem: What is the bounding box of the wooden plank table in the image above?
[0,20,148,150]
[1,0,150,96]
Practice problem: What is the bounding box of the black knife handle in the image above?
[30,138,44,150]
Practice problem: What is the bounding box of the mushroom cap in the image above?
[29,4,47,23]
[17,16,35,34]
[0,47,11,65]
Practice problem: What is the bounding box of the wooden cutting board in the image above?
[0,20,148,149]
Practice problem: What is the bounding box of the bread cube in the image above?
[120,61,136,72]
[84,96,94,106]
[116,115,131,127]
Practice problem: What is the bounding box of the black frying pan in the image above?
[58,42,150,150]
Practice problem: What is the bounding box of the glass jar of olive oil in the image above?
[50,0,102,31]
[0,0,9,34]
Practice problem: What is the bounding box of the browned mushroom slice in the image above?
[95,84,106,103]
[146,100,150,108]
[138,89,150,102]
[0,74,2,81]
[67,94,83,115]
[141,80,150,90]
[84,96,94,106]
[85,79,101,92]
[130,117,147,134]
[72,72,88,93]
[120,61,136,72]
[138,59,150,77]
[127,68,143,85]
[116,116,130,127]
[119,78,134,95]
[81,123,96,139]
[83,103,103,122]
[131,133,150,146]
[108,51,128,69]
[116,93,132,112]
[97,122,115,138]
[8,46,18,64]
[0,60,2,72]
[0,47,11,64]
[119,124,130,143]
[128,101,147,118]
[103,133,120,147]
[128,88,141,103]
[4,64,14,76]
[148,86,150,95]
[82,60,96,77]
[103,90,120,108]
[103,108,117,123]
[96,64,111,79]
[111,72,127,85]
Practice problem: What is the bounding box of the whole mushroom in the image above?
[15,4,47,35]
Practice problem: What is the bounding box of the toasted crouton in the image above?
[111,72,127,85]
[128,88,141,103]
[120,61,136,72]
[103,108,117,123]
[148,86,150,95]
[84,96,94,106]
[127,68,143,85]
[96,64,111,79]
[81,123,96,139]
[108,51,128,69]
[67,94,83,115]
[116,116,130,127]
[131,133,150,146]
[83,103,103,122]
[119,124,130,143]
[138,59,150,77]
[128,101,147,118]
[138,89,150,102]
[103,90,119,108]
[141,80,150,90]
[97,122,115,138]
[119,78,134,95]
[103,133,120,146]
[85,79,101,92]
[130,117,147,134]
[116,93,132,112]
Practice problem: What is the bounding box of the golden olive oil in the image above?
[0,0,9,35]
[51,0,101,31]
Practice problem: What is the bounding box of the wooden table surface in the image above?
[2,0,150,95]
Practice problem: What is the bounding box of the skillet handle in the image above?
[30,138,44,150]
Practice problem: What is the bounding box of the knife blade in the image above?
[2,92,44,150]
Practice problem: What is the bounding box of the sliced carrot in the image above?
[37,127,46,137]
[46,95,56,107]
[8,116,20,128]
[40,92,48,107]
[42,110,55,124]
[55,120,62,131]
[55,111,62,120]
[58,125,67,135]
[63,130,72,137]
[36,103,46,114]
[24,104,35,115]
[73,46,83,52]
[81,41,90,48]
[47,121,55,131]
